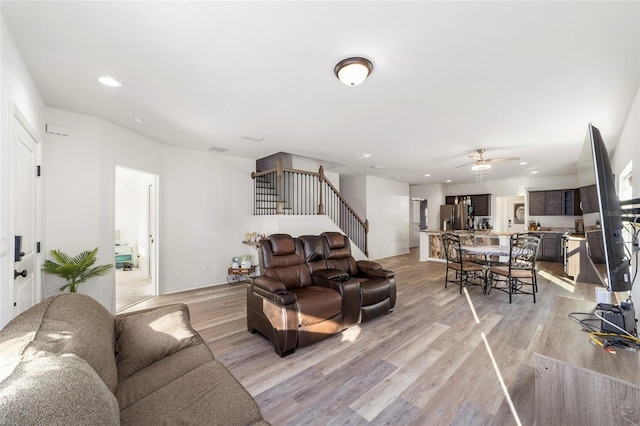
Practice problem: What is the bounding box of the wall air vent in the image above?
[46,124,70,136]
[208,146,228,153]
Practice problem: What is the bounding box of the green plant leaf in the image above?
[43,247,113,292]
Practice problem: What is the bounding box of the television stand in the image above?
[534,297,640,424]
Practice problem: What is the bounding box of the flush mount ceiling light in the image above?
[334,57,373,86]
[98,76,122,87]
[471,163,491,171]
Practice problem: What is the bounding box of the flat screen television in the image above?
[577,123,631,292]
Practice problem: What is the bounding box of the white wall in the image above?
[365,176,410,260]
[0,16,46,327]
[158,144,255,294]
[42,108,258,309]
[340,175,367,219]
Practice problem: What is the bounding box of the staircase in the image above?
[254,173,284,214]
[252,160,368,255]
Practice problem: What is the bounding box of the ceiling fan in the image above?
[455,148,521,170]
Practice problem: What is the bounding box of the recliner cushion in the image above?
[293,286,341,327]
[323,232,347,249]
[269,234,296,255]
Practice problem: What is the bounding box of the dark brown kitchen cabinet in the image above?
[563,189,582,215]
[529,189,581,216]
[470,194,491,216]
[529,191,546,216]
[538,233,562,262]
[545,190,563,215]
[579,185,598,214]
[445,194,491,216]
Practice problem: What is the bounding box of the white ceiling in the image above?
[2,1,639,184]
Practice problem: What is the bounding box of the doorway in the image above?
[410,199,428,248]
[495,195,526,234]
[115,166,158,311]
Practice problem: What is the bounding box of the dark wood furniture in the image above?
[488,233,540,303]
[442,233,484,294]
[538,233,562,262]
[535,297,640,425]
[445,193,491,216]
[529,189,581,216]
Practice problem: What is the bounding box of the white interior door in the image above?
[12,111,39,315]
[506,196,526,234]
[148,182,156,280]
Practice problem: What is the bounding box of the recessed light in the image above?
[531,170,538,174]
[363,153,372,158]
[446,179,452,183]
[520,161,528,165]
[424,174,431,177]
[131,116,144,123]
[98,76,122,87]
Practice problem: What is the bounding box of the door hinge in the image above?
[37,242,41,253]
[37,165,41,177]
[13,302,17,307]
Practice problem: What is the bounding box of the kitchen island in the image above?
[419,230,511,262]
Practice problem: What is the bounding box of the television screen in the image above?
[577,123,631,292]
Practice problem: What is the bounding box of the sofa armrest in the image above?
[357,260,395,279]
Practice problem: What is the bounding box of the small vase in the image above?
[232,262,240,269]
[241,260,251,269]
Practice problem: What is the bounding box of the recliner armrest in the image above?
[311,268,350,282]
[251,276,296,305]
[362,268,395,279]
[252,276,286,292]
[357,260,395,279]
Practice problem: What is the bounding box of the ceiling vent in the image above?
[208,146,228,153]
[240,134,264,142]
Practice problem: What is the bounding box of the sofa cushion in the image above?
[119,360,268,426]
[0,355,119,426]
[115,304,200,381]
[116,343,214,410]
[0,294,118,394]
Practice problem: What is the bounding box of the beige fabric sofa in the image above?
[0,293,269,425]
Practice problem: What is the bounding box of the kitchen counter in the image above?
[419,230,510,262]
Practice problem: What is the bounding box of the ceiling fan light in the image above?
[472,164,491,171]
[334,57,373,86]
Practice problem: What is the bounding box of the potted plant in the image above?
[42,247,113,293]
[240,254,253,269]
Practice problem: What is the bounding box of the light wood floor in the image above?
[125,249,598,425]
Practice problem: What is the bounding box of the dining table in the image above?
[460,244,511,293]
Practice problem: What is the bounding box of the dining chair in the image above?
[488,233,541,303]
[442,233,484,294]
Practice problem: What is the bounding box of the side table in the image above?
[227,265,256,284]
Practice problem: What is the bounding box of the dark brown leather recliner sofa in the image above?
[246,232,396,357]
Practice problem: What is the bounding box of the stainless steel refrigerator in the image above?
[440,204,469,230]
